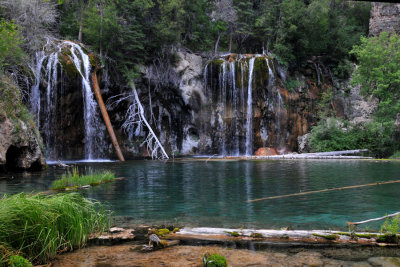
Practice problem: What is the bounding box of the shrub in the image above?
[9,255,33,267]
[203,253,227,267]
[309,118,363,152]
[309,118,399,158]
[380,215,400,235]
[0,193,110,263]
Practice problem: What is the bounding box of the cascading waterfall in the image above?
[66,41,105,160]
[30,52,45,127]
[203,55,288,156]
[245,58,255,156]
[30,40,105,160]
[44,53,59,159]
[230,61,239,156]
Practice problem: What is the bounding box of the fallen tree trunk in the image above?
[92,70,125,162]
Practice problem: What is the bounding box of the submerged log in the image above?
[92,71,125,162]
[248,180,400,202]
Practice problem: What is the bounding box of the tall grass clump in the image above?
[0,193,110,263]
[51,167,115,190]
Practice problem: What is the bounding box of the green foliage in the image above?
[333,59,353,80]
[309,118,363,152]
[351,32,400,121]
[224,231,239,237]
[380,215,400,235]
[51,167,115,190]
[9,255,33,267]
[285,77,304,92]
[390,151,400,159]
[82,1,119,57]
[156,228,170,237]
[0,19,25,70]
[309,118,399,158]
[203,253,227,267]
[0,193,110,263]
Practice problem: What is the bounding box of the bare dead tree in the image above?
[107,85,169,161]
[0,0,58,52]
[211,0,237,53]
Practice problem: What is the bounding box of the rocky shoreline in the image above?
[51,226,400,267]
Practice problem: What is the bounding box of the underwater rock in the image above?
[368,257,400,267]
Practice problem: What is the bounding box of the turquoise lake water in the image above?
[0,159,399,230]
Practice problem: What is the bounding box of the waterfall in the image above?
[221,62,227,155]
[65,41,104,160]
[245,58,255,156]
[30,51,46,126]
[230,61,239,156]
[30,40,105,160]
[202,55,284,156]
[44,53,59,159]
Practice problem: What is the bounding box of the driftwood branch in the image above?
[247,180,400,202]
[347,212,400,226]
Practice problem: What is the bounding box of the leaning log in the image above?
[92,70,125,162]
[347,212,400,226]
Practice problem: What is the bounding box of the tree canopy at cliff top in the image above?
[54,0,370,78]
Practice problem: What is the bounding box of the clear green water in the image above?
[1,159,399,230]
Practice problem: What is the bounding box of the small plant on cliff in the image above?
[0,193,110,263]
[51,167,115,190]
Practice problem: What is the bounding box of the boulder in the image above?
[0,116,45,172]
[254,147,279,156]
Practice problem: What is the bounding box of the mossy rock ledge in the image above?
[0,75,46,172]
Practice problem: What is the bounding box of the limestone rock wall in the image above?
[370,3,400,36]
[0,76,46,171]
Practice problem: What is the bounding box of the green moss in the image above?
[356,233,378,239]
[156,228,170,237]
[212,59,224,66]
[203,253,227,267]
[250,232,264,238]
[376,234,399,243]
[88,53,99,68]
[224,231,239,237]
[58,54,79,78]
[9,255,33,267]
[312,234,338,240]
[172,227,180,233]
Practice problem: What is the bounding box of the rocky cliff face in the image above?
[0,75,46,171]
[118,52,344,156]
[369,3,400,36]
